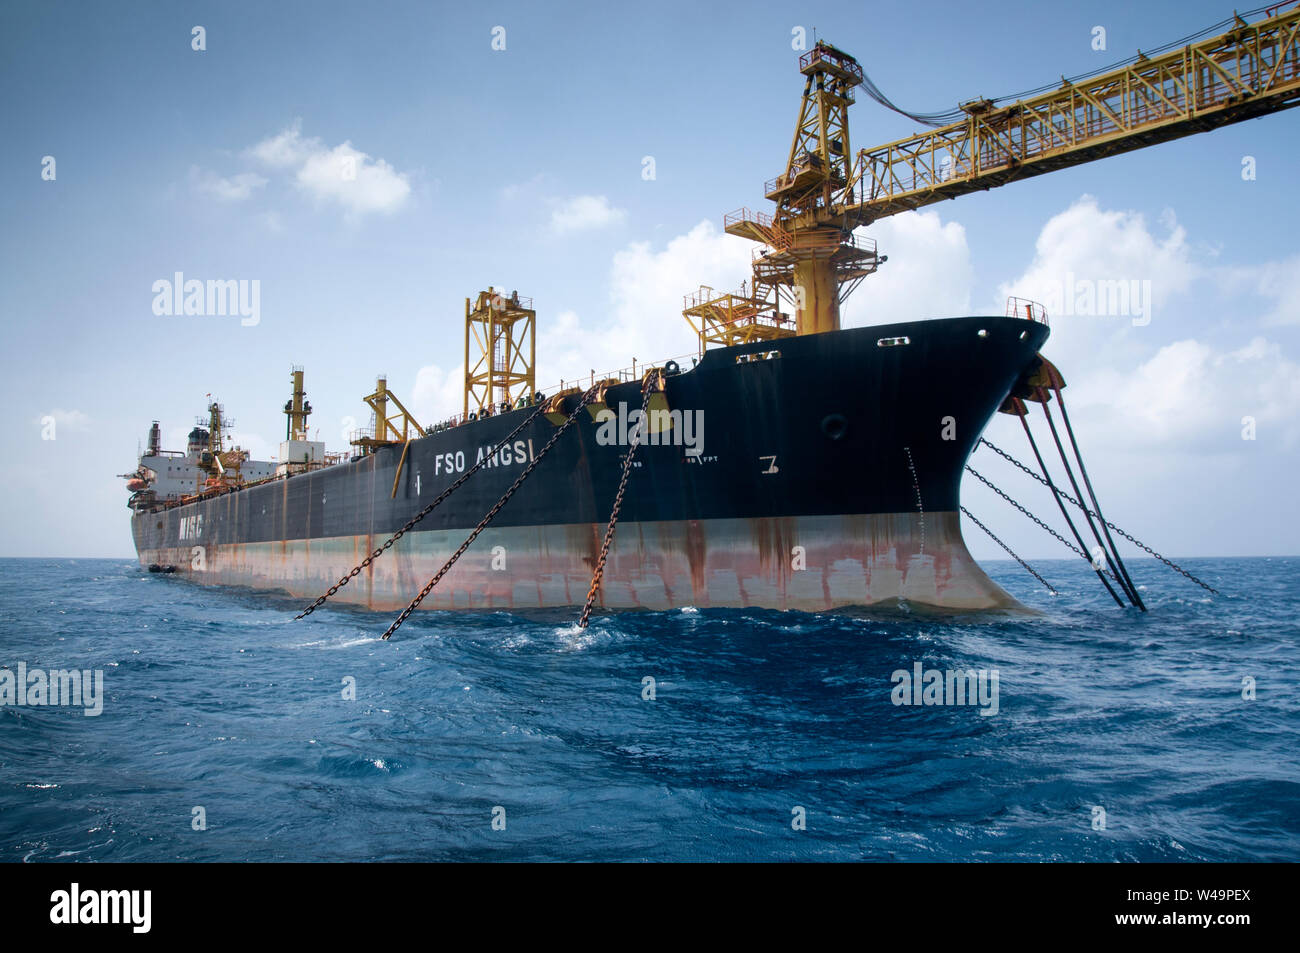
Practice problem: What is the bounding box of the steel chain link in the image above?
[960,506,1057,595]
[577,379,656,628]
[380,388,598,640]
[978,438,1220,594]
[294,402,548,620]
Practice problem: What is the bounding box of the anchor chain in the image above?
[1036,385,1145,611]
[380,387,599,641]
[577,377,657,628]
[294,401,549,620]
[978,438,1219,595]
[965,464,1087,560]
[960,506,1057,595]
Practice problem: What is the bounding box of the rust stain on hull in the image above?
[137,511,1020,614]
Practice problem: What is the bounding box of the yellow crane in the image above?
[701,3,1300,346]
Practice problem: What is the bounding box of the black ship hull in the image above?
[131,316,1050,613]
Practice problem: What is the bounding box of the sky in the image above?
[2,0,1297,562]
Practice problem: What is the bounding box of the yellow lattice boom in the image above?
[842,5,1300,221]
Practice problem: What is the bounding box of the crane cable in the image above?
[857,3,1286,129]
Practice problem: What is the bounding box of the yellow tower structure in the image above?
[196,400,247,487]
[464,287,536,418]
[720,43,885,338]
[283,365,312,441]
[351,376,423,451]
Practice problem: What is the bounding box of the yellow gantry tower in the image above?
[719,42,885,339]
[464,287,536,417]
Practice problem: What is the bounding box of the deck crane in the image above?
[687,3,1300,348]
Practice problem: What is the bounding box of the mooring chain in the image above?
[966,464,1087,560]
[1035,386,1145,611]
[294,402,548,620]
[380,388,599,641]
[978,438,1219,595]
[960,506,1057,595]
[577,380,656,628]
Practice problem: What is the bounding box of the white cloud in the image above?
[189,166,268,202]
[411,221,750,412]
[1220,253,1300,327]
[550,194,627,234]
[596,219,753,367]
[256,210,284,232]
[842,210,973,327]
[1072,335,1300,451]
[991,196,1300,453]
[245,120,412,217]
[409,362,466,426]
[226,430,276,463]
[245,123,312,168]
[995,196,1196,364]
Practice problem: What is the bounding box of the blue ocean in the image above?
[1,556,1296,862]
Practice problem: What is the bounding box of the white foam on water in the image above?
[553,623,605,652]
[331,635,378,649]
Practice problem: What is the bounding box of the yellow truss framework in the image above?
[681,285,796,354]
[464,287,536,418]
[766,41,862,218]
[841,5,1300,221]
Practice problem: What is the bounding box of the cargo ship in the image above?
[126,313,1049,613]
[123,15,1300,616]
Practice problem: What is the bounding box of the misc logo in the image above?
[1038,272,1153,327]
[151,273,260,327]
[890,662,1000,716]
[594,402,705,457]
[49,884,151,933]
[1,663,104,716]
